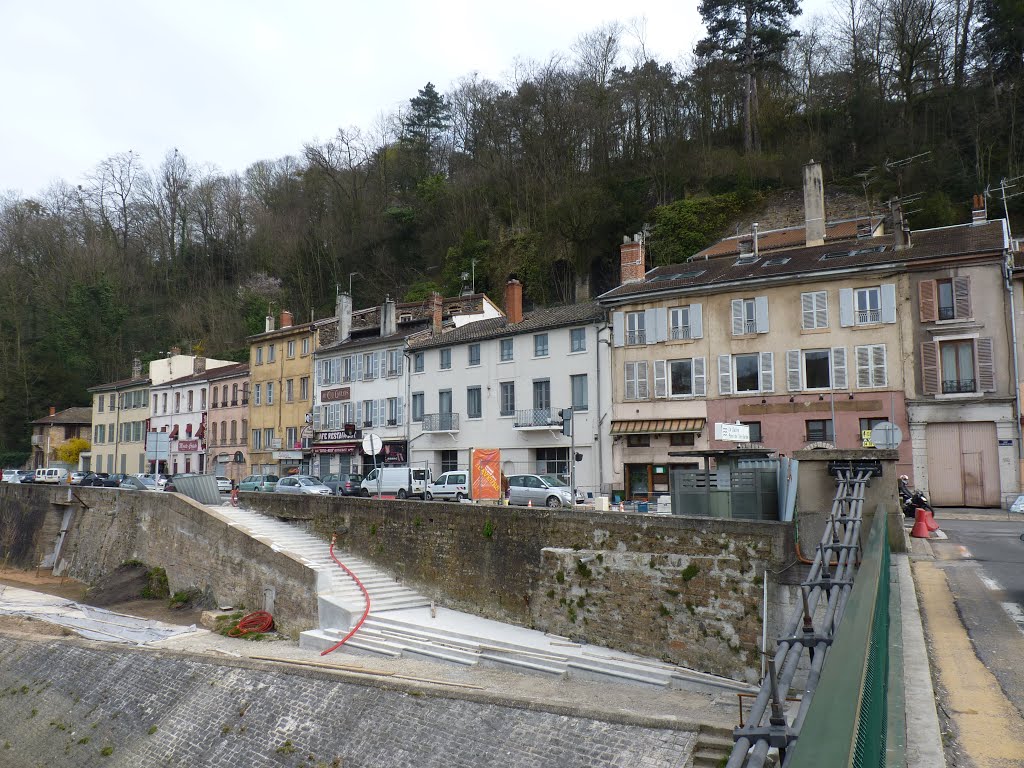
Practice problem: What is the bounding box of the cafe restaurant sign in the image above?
[316,429,361,442]
[321,387,351,403]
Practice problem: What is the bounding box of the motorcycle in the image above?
[899,475,934,517]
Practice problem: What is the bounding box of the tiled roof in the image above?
[32,407,93,425]
[205,362,250,381]
[317,321,433,355]
[600,221,1007,303]
[695,217,879,259]
[88,376,151,392]
[408,302,604,351]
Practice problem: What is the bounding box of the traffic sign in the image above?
[869,422,903,449]
[361,432,383,456]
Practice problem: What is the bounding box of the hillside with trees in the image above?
[0,0,1020,461]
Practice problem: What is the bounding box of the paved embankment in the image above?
[0,632,702,768]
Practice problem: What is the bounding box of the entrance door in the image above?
[925,422,999,507]
[626,464,652,500]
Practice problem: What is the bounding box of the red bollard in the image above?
[910,508,931,538]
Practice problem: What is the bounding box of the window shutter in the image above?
[613,312,625,347]
[654,360,668,398]
[831,347,848,390]
[637,361,650,399]
[397,396,404,426]
[379,398,387,426]
[760,351,775,393]
[815,292,828,328]
[355,354,363,381]
[644,308,658,344]
[786,350,802,392]
[313,408,323,430]
[373,352,381,379]
[754,296,770,333]
[356,401,363,426]
[625,363,637,400]
[801,293,815,330]
[718,355,733,395]
[690,303,703,339]
[655,308,669,342]
[918,280,938,322]
[881,283,897,324]
[953,276,972,319]
[731,299,744,336]
[856,346,872,388]
[693,357,706,396]
[397,352,404,376]
[921,341,939,395]
[977,337,996,392]
[871,345,887,387]
[839,288,854,327]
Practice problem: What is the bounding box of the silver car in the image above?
[275,475,332,496]
[120,475,157,491]
[215,476,232,493]
[507,474,585,508]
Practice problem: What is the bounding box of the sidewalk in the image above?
[932,507,1022,522]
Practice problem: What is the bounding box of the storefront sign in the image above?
[273,450,304,460]
[177,439,200,451]
[714,422,750,442]
[375,441,407,464]
[312,444,358,454]
[321,387,351,403]
[316,428,361,442]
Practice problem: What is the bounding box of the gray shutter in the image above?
[871,345,887,388]
[754,296,770,333]
[379,398,387,426]
[977,337,996,392]
[881,283,897,324]
[731,299,744,336]
[644,308,658,344]
[801,293,815,330]
[397,396,404,426]
[355,353,363,381]
[786,350,802,392]
[718,355,733,395]
[760,352,775,393]
[856,346,871,388]
[356,400,363,426]
[693,357,706,396]
[373,352,381,379]
[839,288,854,327]
[831,347,848,390]
[397,351,404,376]
[690,303,703,339]
[655,308,669,342]
[654,360,668,398]
[921,341,939,395]
[953,276,972,319]
[613,312,625,347]
[637,361,650,399]
[625,363,637,400]
[816,292,828,328]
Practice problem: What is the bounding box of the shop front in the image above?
[312,427,362,477]
[611,418,706,501]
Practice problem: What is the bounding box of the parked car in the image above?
[275,475,332,496]
[82,473,125,488]
[140,473,171,490]
[360,467,430,499]
[36,467,70,484]
[69,471,87,485]
[120,475,157,491]
[426,471,471,501]
[6,469,33,483]
[238,474,279,492]
[507,474,585,508]
[321,473,363,496]
[2,469,19,483]
[215,476,232,493]
[18,470,39,484]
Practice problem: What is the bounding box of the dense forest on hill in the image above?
[0,0,1022,459]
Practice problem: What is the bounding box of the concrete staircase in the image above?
[690,724,735,768]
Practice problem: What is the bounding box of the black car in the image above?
[19,469,38,484]
[321,473,363,496]
[82,472,124,488]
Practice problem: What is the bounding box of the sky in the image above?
[0,0,833,199]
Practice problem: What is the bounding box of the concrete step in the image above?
[298,629,403,658]
[355,628,481,666]
[370,596,433,612]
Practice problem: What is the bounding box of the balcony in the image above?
[514,408,561,429]
[670,326,691,340]
[938,306,955,321]
[422,413,459,433]
[856,309,881,324]
[942,378,976,394]
[626,330,646,345]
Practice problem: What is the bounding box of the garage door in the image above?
[925,422,999,507]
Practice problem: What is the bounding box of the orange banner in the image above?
[471,448,502,501]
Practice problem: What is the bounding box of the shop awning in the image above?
[611,418,706,435]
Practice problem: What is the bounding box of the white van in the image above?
[36,467,69,484]
[360,467,431,499]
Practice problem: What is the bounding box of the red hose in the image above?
[228,610,274,636]
[320,533,372,656]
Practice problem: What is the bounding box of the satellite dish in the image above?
[869,422,903,450]
[361,432,383,456]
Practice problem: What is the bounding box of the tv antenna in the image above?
[883,151,932,198]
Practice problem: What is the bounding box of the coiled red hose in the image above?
[228,610,275,636]
[320,533,372,656]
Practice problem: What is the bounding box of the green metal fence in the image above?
[787,509,891,768]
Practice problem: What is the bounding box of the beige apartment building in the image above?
[85,359,151,474]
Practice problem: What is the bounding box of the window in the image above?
[536,447,569,475]
[263,428,274,447]
[855,345,887,388]
[803,349,832,389]
[669,359,693,396]
[242,384,249,405]
[801,291,828,330]
[152,395,158,413]
[626,435,651,448]
[669,307,690,340]
[256,346,263,365]
[786,348,846,392]
[241,419,247,444]
[362,399,374,427]
[386,398,399,426]
[920,277,971,322]
[231,384,239,405]
[286,427,298,448]
[500,382,515,416]
[571,374,588,411]
[467,387,482,418]
[251,429,262,450]
[440,348,452,370]
[109,394,115,411]
[499,338,513,362]
[362,353,375,380]
[187,391,194,411]
[268,344,276,362]
[534,334,549,357]
[731,298,759,335]
[412,392,424,422]
[300,377,309,400]
[670,433,696,447]
[940,340,976,393]
[285,379,294,402]
[98,396,105,413]
[741,422,763,443]
[211,386,219,409]
[174,392,181,413]
[625,361,649,400]
[387,348,403,377]
[439,390,453,414]
[860,418,886,447]
[855,287,881,324]
[302,338,310,356]
[230,421,237,443]
[625,312,646,345]
[735,353,761,392]
[287,340,295,358]
[414,352,424,372]
[162,393,167,414]
[468,344,481,366]
[570,328,586,352]
[441,450,459,474]
[532,379,551,410]
[254,384,262,406]
[806,419,834,442]
[266,382,274,405]
[95,424,105,443]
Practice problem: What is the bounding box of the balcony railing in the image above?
[670,326,691,340]
[856,309,881,324]
[514,407,560,428]
[422,412,459,432]
[942,378,976,394]
[938,306,955,321]
[626,330,646,345]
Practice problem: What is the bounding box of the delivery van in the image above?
[360,466,431,499]
[37,467,70,484]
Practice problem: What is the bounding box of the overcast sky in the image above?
[1,0,833,199]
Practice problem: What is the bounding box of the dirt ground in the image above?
[0,567,204,627]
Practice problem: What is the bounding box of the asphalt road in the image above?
[930,518,1024,719]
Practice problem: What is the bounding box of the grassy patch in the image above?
[140,567,169,600]
[100,746,114,756]
[147,726,158,735]
[78,737,90,745]
[482,520,494,538]
[275,739,296,755]
[681,563,700,582]
[168,588,203,610]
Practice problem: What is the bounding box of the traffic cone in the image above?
[923,508,940,532]
[910,508,931,538]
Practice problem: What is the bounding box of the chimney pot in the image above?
[504,279,524,324]
[380,297,397,338]
[619,235,646,285]
[803,161,826,247]
[279,310,293,329]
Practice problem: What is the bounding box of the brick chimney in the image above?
[279,310,293,329]
[972,193,987,224]
[803,160,826,247]
[49,406,56,417]
[380,296,396,337]
[504,279,523,324]
[620,234,646,284]
[430,292,443,335]
[336,292,352,342]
